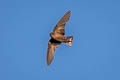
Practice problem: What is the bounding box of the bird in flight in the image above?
[47,10,73,66]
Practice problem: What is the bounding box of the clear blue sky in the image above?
[0,0,120,80]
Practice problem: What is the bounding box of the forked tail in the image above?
[65,36,73,46]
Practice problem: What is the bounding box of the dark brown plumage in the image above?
[47,10,73,66]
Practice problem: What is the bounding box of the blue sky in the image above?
[0,0,120,80]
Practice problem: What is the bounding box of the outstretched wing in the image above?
[53,10,71,35]
[47,39,61,66]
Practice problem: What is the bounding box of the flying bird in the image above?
[47,10,73,66]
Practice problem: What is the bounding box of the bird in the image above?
[47,10,73,66]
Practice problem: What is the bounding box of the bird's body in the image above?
[50,32,66,42]
[47,10,73,66]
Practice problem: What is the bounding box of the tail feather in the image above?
[65,36,73,46]
[66,41,72,46]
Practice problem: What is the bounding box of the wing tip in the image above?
[67,10,71,14]
[47,62,51,66]
[47,58,52,66]
[68,10,71,12]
